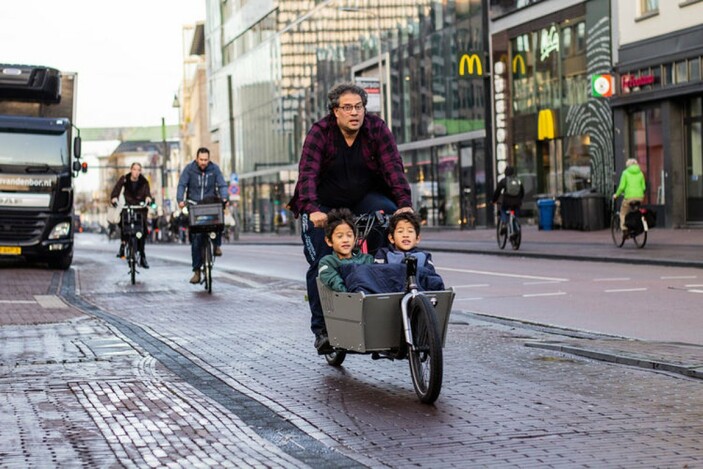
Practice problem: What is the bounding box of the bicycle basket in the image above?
[188,203,224,233]
[120,210,144,236]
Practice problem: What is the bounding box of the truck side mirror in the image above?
[73,136,81,159]
[72,160,82,172]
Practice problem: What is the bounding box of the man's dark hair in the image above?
[196,147,210,157]
[388,211,422,236]
[327,83,368,111]
[324,208,356,240]
[504,165,515,176]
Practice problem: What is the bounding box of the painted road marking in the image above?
[593,277,631,282]
[438,267,566,282]
[522,292,567,298]
[605,288,648,293]
[452,284,490,289]
[34,295,68,309]
[661,275,697,279]
[0,296,68,308]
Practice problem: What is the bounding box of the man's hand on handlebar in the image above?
[394,206,414,215]
[111,197,118,208]
[309,211,327,228]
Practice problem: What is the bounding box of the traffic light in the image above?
[150,201,158,210]
[81,161,88,173]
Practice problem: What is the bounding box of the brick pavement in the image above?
[2,240,703,466]
[67,252,703,466]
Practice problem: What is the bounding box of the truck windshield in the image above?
[0,131,69,166]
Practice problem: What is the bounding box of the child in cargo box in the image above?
[317,208,374,293]
[373,211,445,291]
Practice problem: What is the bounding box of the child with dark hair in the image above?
[374,211,444,290]
[317,208,374,292]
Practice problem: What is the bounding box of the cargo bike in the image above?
[317,212,455,404]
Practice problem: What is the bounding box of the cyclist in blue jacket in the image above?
[177,147,228,284]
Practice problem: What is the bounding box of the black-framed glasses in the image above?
[337,103,365,113]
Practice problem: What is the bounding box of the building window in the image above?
[690,58,701,82]
[637,0,659,19]
[641,0,659,13]
[675,61,689,83]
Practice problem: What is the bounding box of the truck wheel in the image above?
[48,249,73,270]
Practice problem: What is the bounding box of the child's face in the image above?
[389,219,420,251]
[325,222,356,259]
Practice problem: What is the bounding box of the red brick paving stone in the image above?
[0,269,84,326]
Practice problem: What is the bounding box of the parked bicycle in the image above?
[496,206,521,250]
[610,197,653,248]
[317,211,454,404]
[185,200,225,293]
[120,204,147,285]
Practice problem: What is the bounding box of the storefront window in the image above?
[631,107,664,204]
[535,25,560,109]
[563,135,591,191]
[511,34,536,114]
[514,141,538,200]
[437,144,460,226]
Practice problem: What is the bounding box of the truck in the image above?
[0,64,84,269]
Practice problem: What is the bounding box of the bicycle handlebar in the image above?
[122,204,148,210]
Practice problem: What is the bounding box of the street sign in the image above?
[230,172,239,184]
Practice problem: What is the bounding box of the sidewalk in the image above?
[238,225,703,268]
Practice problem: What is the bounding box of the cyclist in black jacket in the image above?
[492,166,524,231]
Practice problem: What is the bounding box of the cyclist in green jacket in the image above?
[613,158,646,231]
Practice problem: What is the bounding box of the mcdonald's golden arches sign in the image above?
[512,54,526,76]
[458,53,483,76]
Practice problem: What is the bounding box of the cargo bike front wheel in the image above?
[403,293,443,404]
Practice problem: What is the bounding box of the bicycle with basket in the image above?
[120,204,146,285]
[186,200,225,293]
[317,211,455,404]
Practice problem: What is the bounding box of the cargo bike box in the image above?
[188,203,224,233]
[317,279,454,353]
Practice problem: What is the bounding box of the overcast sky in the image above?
[0,1,205,129]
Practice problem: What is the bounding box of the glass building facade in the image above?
[205,0,489,232]
[490,0,614,218]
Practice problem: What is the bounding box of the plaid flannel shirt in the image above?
[288,113,411,216]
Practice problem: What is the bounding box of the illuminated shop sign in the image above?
[621,74,656,93]
[459,53,483,76]
[493,60,508,177]
[512,54,526,76]
[540,26,559,61]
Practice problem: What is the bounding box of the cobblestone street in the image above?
[1,247,703,467]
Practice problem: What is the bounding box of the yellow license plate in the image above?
[0,246,21,255]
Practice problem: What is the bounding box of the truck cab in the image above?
[0,64,83,269]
